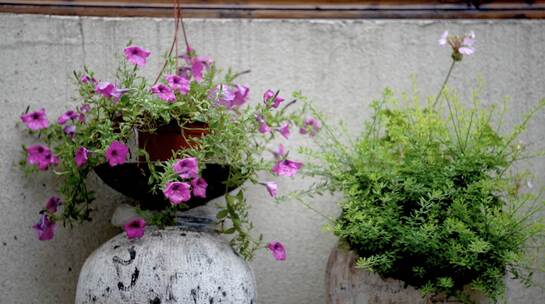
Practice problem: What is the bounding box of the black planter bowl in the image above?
[94,162,242,211]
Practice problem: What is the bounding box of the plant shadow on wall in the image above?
[17,13,321,262]
[289,31,545,303]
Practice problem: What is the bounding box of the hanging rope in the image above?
[153,0,190,85]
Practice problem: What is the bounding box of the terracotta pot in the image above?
[138,120,208,161]
[326,244,491,304]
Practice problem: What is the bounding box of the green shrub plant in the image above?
[297,31,545,303]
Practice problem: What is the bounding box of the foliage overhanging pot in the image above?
[93,120,241,210]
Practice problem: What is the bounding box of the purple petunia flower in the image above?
[104,141,129,167]
[259,122,271,134]
[95,82,126,102]
[172,157,199,179]
[267,241,287,261]
[151,84,176,103]
[32,213,56,241]
[272,159,303,177]
[276,122,291,139]
[75,146,88,167]
[300,117,321,136]
[63,125,76,138]
[177,66,192,80]
[182,55,213,82]
[80,75,97,85]
[123,45,151,67]
[263,89,285,109]
[232,84,250,107]
[261,182,278,197]
[26,144,58,171]
[57,110,79,125]
[209,85,236,109]
[123,217,146,239]
[79,103,91,114]
[20,108,49,131]
[45,196,61,213]
[255,114,271,134]
[191,177,208,198]
[165,74,190,95]
[163,181,192,205]
[272,143,286,160]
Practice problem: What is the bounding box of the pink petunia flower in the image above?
[191,177,208,198]
[151,84,176,103]
[261,182,278,197]
[26,144,58,171]
[263,89,285,108]
[57,110,79,125]
[163,181,191,205]
[104,141,129,167]
[123,217,146,239]
[300,117,321,136]
[276,122,291,139]
[272,143,286,160]
[267,241,287,261]
[255,114,271,134]
[123,45,151,67]
[75,146,88,167]
[79,103,91,114]
[259,122,271,134]
[20,108,49,131]
[32,213,56,241]
[272,159,303,177]
[183,56,213,82]
[45,196,61,213]
[63,125,76,138]
[209,84,236,109]
[178,66,192,80]
[172,157,199,179]
[233,84,250,107]
[165,74,190,95]
[95,82,126,102]
[80,75,97,84]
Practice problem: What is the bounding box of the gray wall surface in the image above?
[1,13,545,303]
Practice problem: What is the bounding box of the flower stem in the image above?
[432,60,456,108]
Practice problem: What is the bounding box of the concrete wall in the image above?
[1,13,545,303]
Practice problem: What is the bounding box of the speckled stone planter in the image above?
[326,245,490,304]
[75,225,256,304]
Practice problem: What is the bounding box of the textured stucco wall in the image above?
[1,14,545,303]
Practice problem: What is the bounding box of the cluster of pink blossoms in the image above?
[22,44,313,262]
[163,157,208,205]
[149,47,213,103]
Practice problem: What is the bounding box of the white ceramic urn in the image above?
[75,217,256,304]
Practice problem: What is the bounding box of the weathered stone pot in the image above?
[76,223,256,304]
[326,245,490,304]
